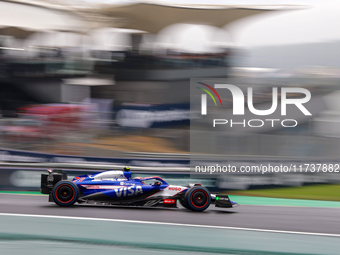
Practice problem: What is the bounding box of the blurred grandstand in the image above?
[0,1,339,159]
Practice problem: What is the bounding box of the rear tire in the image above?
[52,180,79,206]
[184,186,211,212]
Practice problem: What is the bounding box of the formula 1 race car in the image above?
[41,168,238,212]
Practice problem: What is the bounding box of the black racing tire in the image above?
[52,180,79,206]
[179,198,190,209]
[184,186,211,212]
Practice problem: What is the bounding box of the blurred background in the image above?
[0,0,340,191]
[1,1,340,255]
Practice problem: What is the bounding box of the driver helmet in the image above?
[154,181,161,186]
[124,166,131,172]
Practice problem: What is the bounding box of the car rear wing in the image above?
[41,169,68,194]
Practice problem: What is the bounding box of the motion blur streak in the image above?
[1,1,340,254]
[1,194,340,235]
[1,212,340,237]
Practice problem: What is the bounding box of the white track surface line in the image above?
[0,212,339,238]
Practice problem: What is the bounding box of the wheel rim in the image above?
[55,184,75,203]
[190,189,209,208]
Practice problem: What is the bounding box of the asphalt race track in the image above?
[1,193,340,235]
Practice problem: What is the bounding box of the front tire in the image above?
[52,180,79,206]
[184,187,211,212]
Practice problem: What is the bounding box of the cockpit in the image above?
[133,176,167,186]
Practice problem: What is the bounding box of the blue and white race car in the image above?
[41,168,238,212]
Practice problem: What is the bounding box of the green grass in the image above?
[0,191,44,195]
[227,184,340,201]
